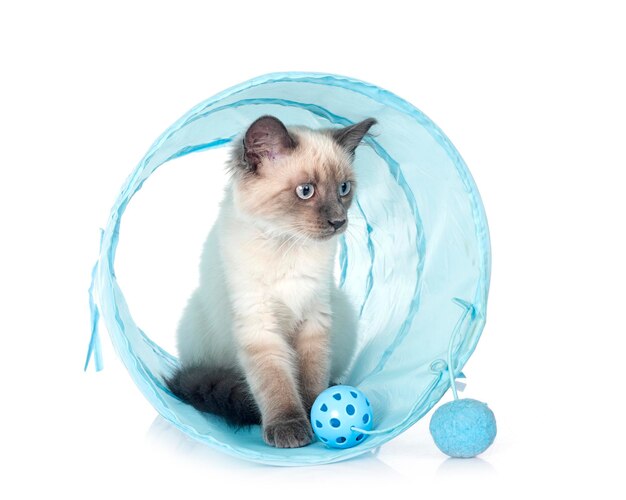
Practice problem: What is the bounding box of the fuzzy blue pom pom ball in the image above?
[429,398,497,458]
[310,385,374,449]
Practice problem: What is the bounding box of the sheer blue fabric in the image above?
[86,72,491,466]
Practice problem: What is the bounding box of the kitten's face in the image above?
[231,116,376,241]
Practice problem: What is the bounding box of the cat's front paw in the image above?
[263,416,313,448]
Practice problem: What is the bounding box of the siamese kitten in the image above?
[166,115,376,448]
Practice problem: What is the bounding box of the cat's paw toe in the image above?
[263,417,313,448]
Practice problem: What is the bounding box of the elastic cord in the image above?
[448,297,475,400]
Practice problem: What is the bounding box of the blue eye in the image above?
[296,183,315,200]
[339,181,351,196]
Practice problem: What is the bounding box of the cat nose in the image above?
[328,218,346,230]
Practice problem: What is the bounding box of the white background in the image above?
[1,1,625,498]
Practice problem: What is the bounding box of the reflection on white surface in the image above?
[146,415,406,478]
[437,456,497,476]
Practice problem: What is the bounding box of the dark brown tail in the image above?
[166,365,261,427]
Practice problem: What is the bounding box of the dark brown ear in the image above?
[243,116,296,170]
[332,118,377,157]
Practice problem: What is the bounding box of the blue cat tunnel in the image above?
[85,72,491,466]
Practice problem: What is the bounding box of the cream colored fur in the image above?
[175,122,363,447]
[176,186,357,382]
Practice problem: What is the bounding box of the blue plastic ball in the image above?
[429,398,497,458]
[310,385,374,449]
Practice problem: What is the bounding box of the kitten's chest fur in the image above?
[219,201,335,323]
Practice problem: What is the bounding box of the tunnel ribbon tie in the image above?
[84,232,104,372]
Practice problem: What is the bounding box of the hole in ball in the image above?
[346,404,355,415]
[330,418,341,428]
[320,404,328,412]
[333,393,342,400]
[356,434,364,441]
[336,437,346,444]
[362,414,370,424]
[315,420,322,428]
[350,391,358,398]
